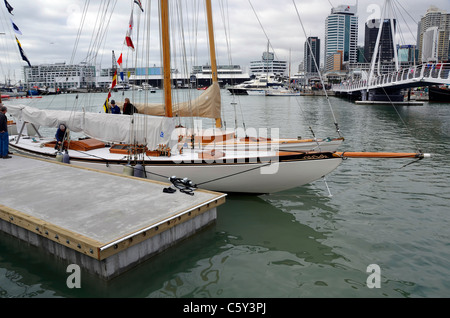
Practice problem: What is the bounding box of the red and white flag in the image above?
[117,53,124,81]
[125,11,134,50]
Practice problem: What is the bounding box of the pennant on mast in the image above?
[11,19,22,35]
[117,53,124,81]
[4,0,13,15]
[134,0,144,12]
[103,71,117,113]
[124,10,135,50]
[15,36,31,67]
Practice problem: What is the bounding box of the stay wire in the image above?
[292,0,342,138]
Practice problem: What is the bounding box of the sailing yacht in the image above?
[6,0,346,194]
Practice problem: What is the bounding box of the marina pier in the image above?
[0,154,226,280]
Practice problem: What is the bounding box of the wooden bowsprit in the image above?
[333,152,431,159]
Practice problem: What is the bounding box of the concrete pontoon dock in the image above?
[0,154,226,280]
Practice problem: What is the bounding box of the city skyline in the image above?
[0,0,449,84]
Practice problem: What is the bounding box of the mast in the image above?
[368,0,398,85]
[205,0,222,128]
[161,0,173,117]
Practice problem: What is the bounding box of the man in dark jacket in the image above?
[123,98,138,115]
[55,124,68,150]
[0,105,11,159]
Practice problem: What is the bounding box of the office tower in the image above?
[364,19,397,64]
[418,6,450,63]
[324,4,358,71]
[304,37,321,75]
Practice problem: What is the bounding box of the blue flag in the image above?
[4,0,13,15]
[11,19,22,35]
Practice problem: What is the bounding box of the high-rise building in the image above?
[304,37,321,75]
[364,19,397,64]
[324,4,358,72]
[418,6,450,63]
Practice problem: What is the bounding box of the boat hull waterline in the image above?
[9,138,342,194]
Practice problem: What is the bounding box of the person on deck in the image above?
[110,100,121,114]
[122,98,138,115]
[0,106,12,159]
[54,124,68,150]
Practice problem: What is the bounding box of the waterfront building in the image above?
[249,49,288,76]
[128,65,249,88]
[324,4,358,72]
[191,64,250,87]
[24,63,96,92]
[418,6,450,63]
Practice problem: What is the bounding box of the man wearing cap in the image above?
[110,100,121,114]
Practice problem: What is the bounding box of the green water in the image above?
[1,91,449,298]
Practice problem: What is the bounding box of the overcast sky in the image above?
[1,0,449,84]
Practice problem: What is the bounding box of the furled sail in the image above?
[7,104,176,149]
[117,82,221,119]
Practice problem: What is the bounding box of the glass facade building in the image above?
[325,5,358,71]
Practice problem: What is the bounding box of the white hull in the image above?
[265,91,301,96]
[246,89,266,96]
[9,136,342,194]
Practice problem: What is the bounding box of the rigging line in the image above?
[292,0,342,138]
[84,0,106,63]
[391,1,417,45]
[395,0,420,33]
[92,0,118,64]
[70,0,90,65]
[85,0,116,66]
[175,0,193,118]
[247,0,280,62]
[219,0,247,131]
[377,84,423,154]
[365,3,423,154]
[133,6,142,104]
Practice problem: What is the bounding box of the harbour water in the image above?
[1,90,449,299]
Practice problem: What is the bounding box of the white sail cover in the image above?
[7,104,176,149]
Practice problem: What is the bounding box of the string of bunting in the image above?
[103,0,143,112]
[4,0,31,67]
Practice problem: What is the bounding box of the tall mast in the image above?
[205,0,222,128]
[161,0,173,117]
[206,0,218,83]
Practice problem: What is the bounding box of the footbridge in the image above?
[332,63,450,102]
